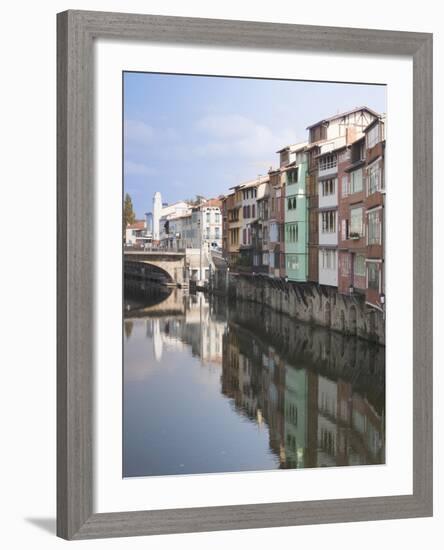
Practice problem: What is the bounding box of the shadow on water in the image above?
[123,282,385,476]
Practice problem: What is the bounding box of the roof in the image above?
[306,106,381,130]
[127,220,145,230]
[167,211,192,221]
[203,198,222,207]
[364,113,386,132]
[276,141,308,154]
[229,175,269,191]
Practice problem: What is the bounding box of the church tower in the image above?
[152,191,162,241]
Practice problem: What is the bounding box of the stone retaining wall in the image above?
[227,274,385,345]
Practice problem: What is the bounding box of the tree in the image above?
[123,193,136,230]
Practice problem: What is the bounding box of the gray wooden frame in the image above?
[57,9,433,540]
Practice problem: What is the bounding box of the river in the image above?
[123,285,385,477]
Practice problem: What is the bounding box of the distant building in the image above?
[158,200,192,248]
[306,107,379,284]
[226,187,243,267]
[221,194,231,260]
[283,142,309,282]
[191,198,223,251]
[364,116,385,311]
[226,176,268,271]
[155,197,222,253]
[267,167,285,278]
[125,220,146,246]
[144,212,153,236]
[337,138,367,295]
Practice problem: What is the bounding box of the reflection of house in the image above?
[283,367,307,468]
[227,301,385,468]
[143,293,225,367]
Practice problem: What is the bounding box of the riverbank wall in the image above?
[213,271,385,346]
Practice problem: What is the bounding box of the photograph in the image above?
[122,72,386,478]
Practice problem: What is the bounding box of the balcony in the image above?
[349,232,362,240]
[318,164,337,179]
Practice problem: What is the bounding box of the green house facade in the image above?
[284,145,308,282]
[284,366,308,468]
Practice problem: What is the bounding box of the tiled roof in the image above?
[306,106,381,130]
[127,220,145,230]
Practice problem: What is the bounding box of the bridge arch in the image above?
[124,251,187,286]
[125,261,174,284]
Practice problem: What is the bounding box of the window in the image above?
[350,207,363,238]
[351,141,365,163]
[310,125,327,143]
[269,252,275,268]
[286,223,299,243]
[321,178,336,196]
[318,154,337,172]
[342,175,349,197]
[368,262,380,289]
[350,168,363,193]
[341,219,349,240]
[354,254,366,277]
[287,197,296,211]
[367,161,381,195]
[367,124,380,149]
[368,209,381,245]
[288,168,299,184]
[321,210,336,233]
[215,212,220,224]
[286,254,299,271]
[340,254,351,276]
[321,249,336,270]
[215,227,220,239]
[252,205,255,218]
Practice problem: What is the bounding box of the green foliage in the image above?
[123,193,136,230]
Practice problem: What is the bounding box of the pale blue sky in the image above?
[124,72,386,218]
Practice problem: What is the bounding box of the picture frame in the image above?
[57,9,433,540]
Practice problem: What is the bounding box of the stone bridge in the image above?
[124,250,186,286]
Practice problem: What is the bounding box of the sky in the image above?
[123,72,386,218]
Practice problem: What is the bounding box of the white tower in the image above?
[152,191,162,241]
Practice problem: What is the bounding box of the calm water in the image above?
[123,286,385,477]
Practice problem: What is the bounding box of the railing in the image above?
[318,164,338,178]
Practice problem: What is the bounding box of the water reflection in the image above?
[123,286,385,477]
